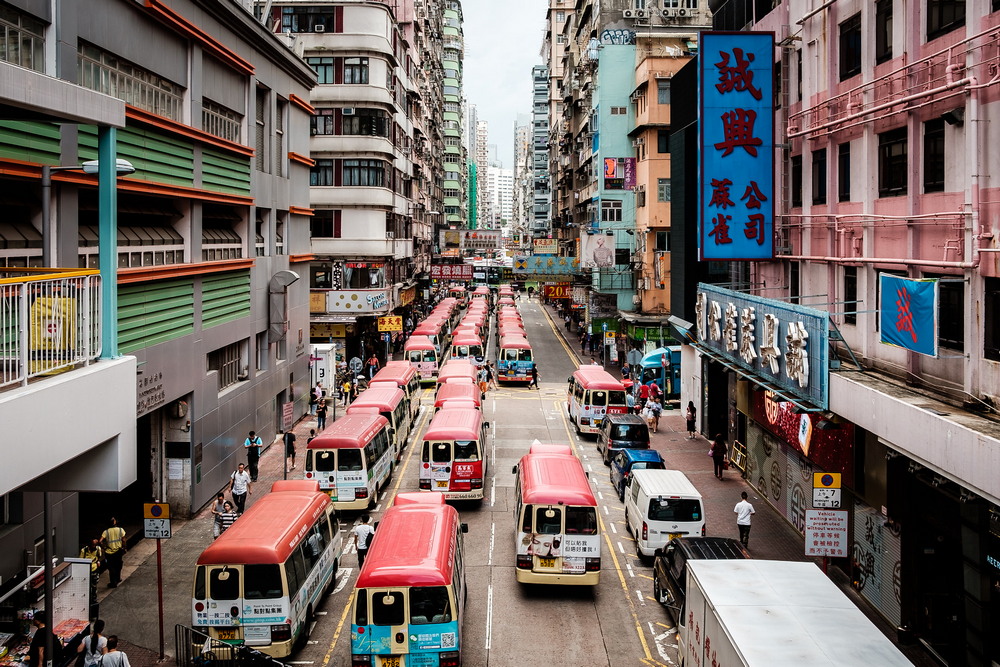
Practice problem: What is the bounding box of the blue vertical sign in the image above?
[879,275,939,357]
[699,32,775,261]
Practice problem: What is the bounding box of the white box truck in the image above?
[679,560,912,667]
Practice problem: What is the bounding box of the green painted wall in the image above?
[118,278,195,353]
[202,271,251,328]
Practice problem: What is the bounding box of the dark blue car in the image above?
[609,449,666,501]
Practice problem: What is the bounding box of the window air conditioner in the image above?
[314,24,326,32]
[386,231,395,239]
[623,9,635,18]
[343,108,355,115]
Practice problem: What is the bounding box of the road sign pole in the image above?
[157,537,164,659]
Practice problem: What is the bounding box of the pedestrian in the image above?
[210,492,226,540]
[651,397,663,433]
[564,314,571,330]
[485,362,496,390]
[341,378,352,407]
[283,429,297,470]
[243,430,263,482]
[26,613,62,667]
[316,399,328,430]
[580,332,588,355]
[229,462,252,513]
[79,539,103,599]
[100,636,130,667]
[353,514,375,569]
[625,391,635,415]
[100,517,126,588]
[590,356,599,365]
[218,501,238,534]
[650,381,663,402]
[528,363,539,389]
[478,366,489,395]
[685,401,697,438]
[589,335,597,354]
[734,491,755,548]
[621,361,631,380]
[77,619,107,667]
[638,382,650,403]
[711,433,729,480]
[366,352,380,379]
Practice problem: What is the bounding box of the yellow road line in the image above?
[322,589,355,667]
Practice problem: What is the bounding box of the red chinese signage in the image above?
[431,264,473,280]
[543,284,571,299]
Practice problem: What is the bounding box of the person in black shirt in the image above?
[27,614,61,667]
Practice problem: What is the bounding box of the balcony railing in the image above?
[1,269,102,389]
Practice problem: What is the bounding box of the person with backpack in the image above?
[352,515,375,569]
[99,636,130,667]
[243,431,263,482]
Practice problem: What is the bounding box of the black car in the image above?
[596,413,650,465]
[653,537,750,619]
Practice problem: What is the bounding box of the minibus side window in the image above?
[410,586,452,624]
[355,590,369,625]
[371,591,406,626]
[454,440,478,460]
[338,449,363,471]
[521,504,532,533]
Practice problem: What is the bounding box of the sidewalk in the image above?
[96,411,326,666]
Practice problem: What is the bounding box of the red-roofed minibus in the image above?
[370,361,421,425]
[447,285,468,308]
[566,366,629,435]
[434,381,482,412]
[435,360,478,389]
[347,385,411,462]
[193,481,342,656]
[393,491,446,506]
[419,407,491,502]
[350,503,468,667]
[404,335,441,385]
[497,334,532,383]
[512,450,600,585]
[305,413,393,509]
[449,333,485,367]
[413,319,447,354]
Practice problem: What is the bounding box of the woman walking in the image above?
[711,434,729,480]
[77,619,107,667]
[316,399,328,430]
[685,401,697,439]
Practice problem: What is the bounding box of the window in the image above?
[923,118,945,193]
[985,277,1000,361]
[657,129,670,154]
[78,43,183,121]
[796,49,803,102]
[344,57,369,84]
[811,148,827,205]
[657,178,671,202]
[878,127,908,196]
[203,100,242,142]
[789,262,800,303]
[244,565,283,600]
[310,159,334,186]
[0,6,45,71]
[838,142,851,202]
[256,87,268,172]
[306,57,334,84]
[275,100,286,177]
[655,231,669,251]
[610,106,627,115]
[773,60,782,108]
[927,0,965,40]
[409,587,452,625]
[556,10,566,22]
[843,266,858,325]
[790,155,802,207]
[875,0,893,64]
[657,80,671,105]
[926,274,964,350]
[601,201,623,222]
[343,108,388,136]
[839,13,862,80]
[209,567,240,601]
[371,591,406,626]
[343,159,386,187]
[281,6,336,33]
[208,340,248,391]
[256,331,269,373]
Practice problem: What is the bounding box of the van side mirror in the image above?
[585,471,590,479]
[484,422,491,429]
[511,465,517,474]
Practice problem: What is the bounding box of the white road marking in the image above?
[306,640,319,645]
[635,589,646,607]
[490,477,496,507]
[285,662,314,664]
[597,491,604,500]
[587,464,593,472]
[609,522,617,534]
[602,505,609,515]
[332,568,353,594]
[315,611,328,616]
[617,541,626,554]
[648,621,678,664]
[488,522,495,566]
[625,562,635,578]
[485,584,494,650]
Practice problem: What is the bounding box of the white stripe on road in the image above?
[625,562,635,578]
[609,522,617,534]
[488,522,495,566]
[617,541,626,554]
[648,622,678,664]
[635,589,646,607]
[332,568,353,595]
[603,505,609,515]
[485,584,494,650]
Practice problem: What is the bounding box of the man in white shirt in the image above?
[230,463,252,514]
[352,515,375,569]
[734,491,755,548]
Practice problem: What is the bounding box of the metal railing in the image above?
[0,269,101,389]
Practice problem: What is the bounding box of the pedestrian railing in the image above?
[175,625,240,667]
[0,268,102,389]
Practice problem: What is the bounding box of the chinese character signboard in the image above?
[700,32,775,260]
[431,264,473,281]
[533,239,559,255]
[513,255,580,275]
[439,230,502,251]
[378,316,403,332]
[804,509,848,557]
[879,274,938,357]
[696,283,829,409]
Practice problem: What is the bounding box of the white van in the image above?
[625,469,705,559]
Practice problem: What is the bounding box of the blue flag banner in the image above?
[879,275,938,357]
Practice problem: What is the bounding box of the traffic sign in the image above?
[144,502,170,519]
[381,332,392,342]
[144,518,171,539]
[349,357,363,373]
[812,472,842,508]
[804,509,848,557]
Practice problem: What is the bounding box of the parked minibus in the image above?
[412,320,446,355]
[351,502,468,667]
[448,285,468,308]
[497,334,533,383]
[371,360,421,424]
[404,335,441,384]
[512,450,601,585]
[304,413,393,508]
[193,481,341,655]
[566,366,629,435]
[449,333,485,366]
[347,384,410,461]
[434,381,482,412]
[419,407,491,501]
[436,359,478,388]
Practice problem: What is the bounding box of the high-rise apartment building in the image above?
[531,65,551,237]
[441,1,467,230]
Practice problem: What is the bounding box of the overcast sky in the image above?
[461,0,546,168]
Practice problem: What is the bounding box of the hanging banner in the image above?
[580,234,616,269]
[513,255,580,275]
[879,274,938,357]
[699,31,775,261]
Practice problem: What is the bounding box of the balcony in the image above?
[311,134,395,156]
[311,237,413,259]
[312,85,394,108]
[311,186,395,208]
[298,32,393,58]
[0,269,136,495]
